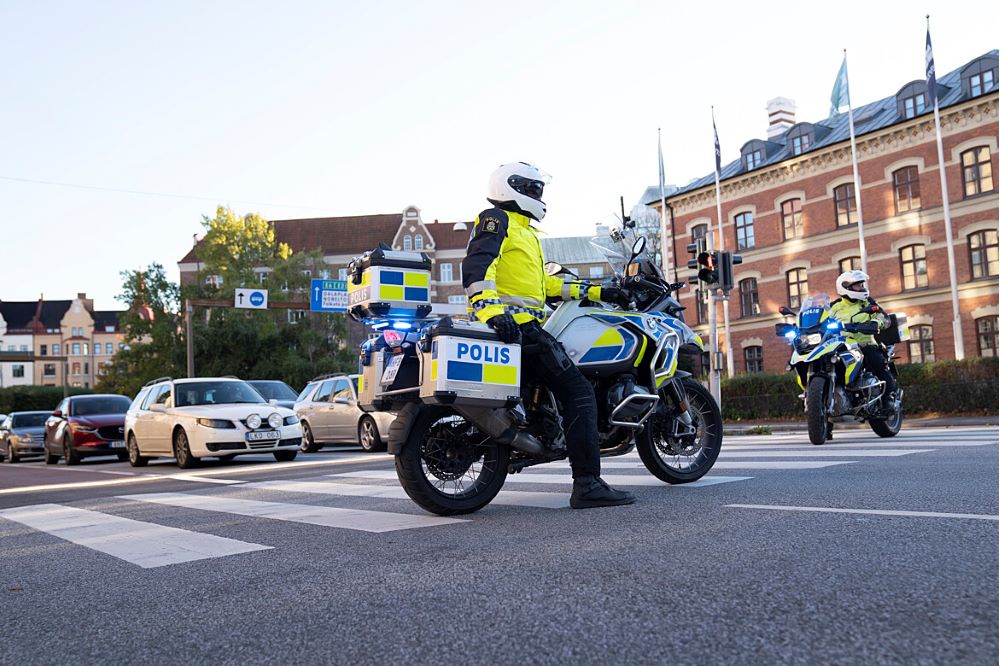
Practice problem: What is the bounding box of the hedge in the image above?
[721,357,999,421]
[0,386,93,415]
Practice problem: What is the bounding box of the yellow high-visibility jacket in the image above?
[462,207,601,324]
[830,296,888,346]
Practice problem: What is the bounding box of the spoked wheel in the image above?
[637,377,723,484]
[395,407,509,516]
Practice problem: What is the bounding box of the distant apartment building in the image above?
[0,294,125,388]
[653,50,999,374]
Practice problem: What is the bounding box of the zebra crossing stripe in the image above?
[0,504,270,568]
[711,461,854,469]
[331,470,750,488]
[245,480,570,509]
[117,492,466,533]
[718,449,930,458]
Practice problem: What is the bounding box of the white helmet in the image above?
[487,162,551,221]
[836,269,869,300]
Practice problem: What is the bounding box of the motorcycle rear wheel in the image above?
[806,377,829,445]
[395,406,509,516]
[637,377,723,484]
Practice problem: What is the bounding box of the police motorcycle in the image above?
[348,228,722,516]
[774,294,905,446]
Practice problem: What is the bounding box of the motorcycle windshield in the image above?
[590,234,629,272]
[798,294,831,329]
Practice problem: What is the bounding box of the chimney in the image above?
[766,97,796,139]
[77,292,87,300]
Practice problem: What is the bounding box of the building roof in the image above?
[0,301,39,332]
[426,221,473,250]
[93,311,122,332]
[669,50,999,198]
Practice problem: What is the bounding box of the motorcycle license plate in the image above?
[246,430,280,442]
[381,355,403,385]
[109,440,125,449]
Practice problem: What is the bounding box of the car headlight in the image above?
[246,413,262,430]
[267,413,283,429]
[72,424,96,433]
[197,418,235,429]
[283,415,299,426]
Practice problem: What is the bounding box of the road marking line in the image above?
[117,492,466,533]
[169,474,243,485]
[331,470,751,488]
[718,449,930,458]
[711,461,855,469]
[245,480,570,509]
[0,504,270,568]
[727,504,1000,521]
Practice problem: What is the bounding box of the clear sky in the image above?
[1,0,996,308]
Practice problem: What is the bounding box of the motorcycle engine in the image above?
[606,376,651,420]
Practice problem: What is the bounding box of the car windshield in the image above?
[174,381,267,407]
[71,396,131,416]
[296,383,318,402]
[249,381,298,401]
[12,413,48,428]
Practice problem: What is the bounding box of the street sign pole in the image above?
[185,299,194,378]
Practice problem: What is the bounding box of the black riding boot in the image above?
[570,475,636,509]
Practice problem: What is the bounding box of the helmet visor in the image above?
[508,175,545,201]
[846,280,866,292]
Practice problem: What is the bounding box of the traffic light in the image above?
[719,251,742,294]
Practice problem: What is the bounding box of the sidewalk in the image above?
[724,415,998,433]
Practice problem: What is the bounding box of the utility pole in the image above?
[185,299,194,378]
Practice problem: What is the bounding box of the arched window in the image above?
[414,234,424,250]
[734,212,755,250]
[838,256,862,273]
[402,235,412,251]
[833,183,857,226]
[900,245,928,290]
[961,147,995,198]
[893,166,921,213]
[744,346,764,373]
[969,229,999,279]
[786,268,808,309]
[977,316,999,357]
[781,198,803,240]
[909,325,934,363]
[738,278,759,318]
[691,224,708,242]
[961,55,999,97]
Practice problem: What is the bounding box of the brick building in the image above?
[656,50,998,374]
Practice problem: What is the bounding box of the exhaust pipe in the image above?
[455,406,544,455]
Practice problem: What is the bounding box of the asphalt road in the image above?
[1,427,997,665]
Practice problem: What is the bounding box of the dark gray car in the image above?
[248,380,299,411]
[1,411,50,463]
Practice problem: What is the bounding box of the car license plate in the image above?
[246,430,280,442]
[381,355,403,385]
[110,440,125,449]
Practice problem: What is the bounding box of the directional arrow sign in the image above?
[235,288,268,309]
[309,279,348,312]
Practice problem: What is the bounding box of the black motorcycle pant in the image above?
[519,321,601,478]
[860,345,897,395]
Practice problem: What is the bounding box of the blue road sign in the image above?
[310,279,349,312]
[249,291,266,307]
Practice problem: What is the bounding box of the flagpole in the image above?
[657,128,671,277]
[706,107,723,401]
[843,50,869,273]
[710,110,734,381]
[926,16,965,359]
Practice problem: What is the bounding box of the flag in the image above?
[830,55,850,117]
[925,24,938,107]
[712,110,722,175]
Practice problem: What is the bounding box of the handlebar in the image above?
[844,322,880,335]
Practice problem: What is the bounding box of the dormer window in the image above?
[903,92,925,118]
[786,123,816,156]
[740,139,777,172]
[896,81,933,119]
[791,134,810,155]
[745,150,762,170]
[962,55,999,98]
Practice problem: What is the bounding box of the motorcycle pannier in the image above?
[348,248,433,321]
[418,318,522,408]
[357,334,421,412]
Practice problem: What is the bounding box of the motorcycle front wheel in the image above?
[637,377,723,484]
[869,399,903,437]
[806,377,829,445]
[395,406,509,516]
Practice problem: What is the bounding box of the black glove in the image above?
[600,286,631,309]
[487,313,522,344]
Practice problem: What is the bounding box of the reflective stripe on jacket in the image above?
[461,207,601,324]
[830,297,888,346]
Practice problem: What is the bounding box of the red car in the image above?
[44,394,132,465]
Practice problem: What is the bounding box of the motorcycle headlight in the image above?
[804,333,822,346]
[246,413,262,430]
[267,413,283,429]
[197,418,235,429]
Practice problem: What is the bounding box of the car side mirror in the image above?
[778,306,795,316]
[149,404,167,413]
[268,399,278,407]
[51,410,62,418]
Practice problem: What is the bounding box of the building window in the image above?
[287,309,307,324]
[84,362,89,375]
[205,275,223,287]
[402,235,412,251]
[970,70,995,97]
[19,344,28,352]
[447,295,467,305]
[744,150,762,170]
[691,224,708,242]
[106,343,114,355]
[787,268,808,309]
[43,363,56,377]
[902,92,925,119]
[969,230,999,279]
[72,362,81,375]
[734,212,755,250]
[258,271,268,286]
[12,365,24,378]
[40,344,48,356]
[977,317,999,357]
[53,344,60,355]
[339,268,349,280]
[893,166,921,213]
[414,234,424,250]
[900,245,928,290]
[838,256,862,273]
[909,325,934,363]
[833,183,857,226]
[781,198,803,240]
[695,288,708,325]
[72,343,81,355]
[962,147,994,197]
[589,266,604,278]
[791,134,811,156]
[738,278,759,318]
[83,343,89,355]
[744,346,764,373]
[440,263,453,282]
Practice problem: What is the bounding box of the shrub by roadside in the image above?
[0,385,93,414]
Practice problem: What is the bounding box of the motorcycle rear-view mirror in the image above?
[630,236,647,261]
[545,262,564,276]
[778,306,795,316]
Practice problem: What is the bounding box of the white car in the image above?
[125,377,303,468]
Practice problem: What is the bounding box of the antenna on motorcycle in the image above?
[620,196,635,228]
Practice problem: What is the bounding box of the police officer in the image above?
[830,270,898,409]
[462,162,635,509]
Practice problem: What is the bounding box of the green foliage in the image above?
[0,385,93,413]
[194,206,292,293]
[720,357,999,420]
